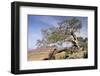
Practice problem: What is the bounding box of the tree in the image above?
[36,17,82,49]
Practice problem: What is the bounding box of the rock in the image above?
[54,51,66,59]
[68,50,87,59]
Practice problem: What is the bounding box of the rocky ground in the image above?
[28,47,87,61]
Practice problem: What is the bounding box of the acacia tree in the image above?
[36,17,82,49]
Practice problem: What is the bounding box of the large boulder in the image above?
[54,51,66,59]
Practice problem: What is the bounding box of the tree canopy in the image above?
[36,17,82,49]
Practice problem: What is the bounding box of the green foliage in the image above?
[36,17,82,48]
[78,37,88,51]
[48,31,64,43]
[59,17,82,32]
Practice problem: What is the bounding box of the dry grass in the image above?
[28,51,50,61]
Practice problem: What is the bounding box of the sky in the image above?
[28,15,88,50]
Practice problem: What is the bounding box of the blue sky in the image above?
[28,15,88,50]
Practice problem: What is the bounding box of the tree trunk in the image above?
[71,39,80,49]
[48,48,57,59]
[70,31,80,49]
